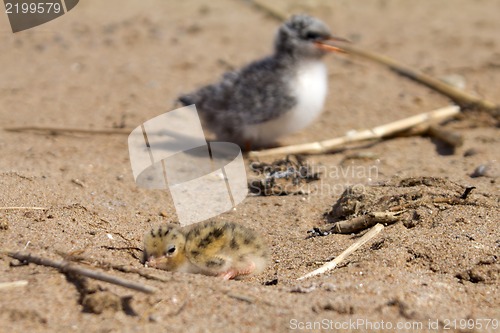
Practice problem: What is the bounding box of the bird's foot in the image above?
[218,262,256,280]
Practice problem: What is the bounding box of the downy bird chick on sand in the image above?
[143,220,269,280]
[178,14,347,149]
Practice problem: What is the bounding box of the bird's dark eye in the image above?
[165,245,176,255]
[305,31,322,40]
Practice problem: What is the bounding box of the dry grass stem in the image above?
[4,126,132,135]
[297,223,384,280]
[0,280,28,290]
[250,105,460,157]
[330,212,402,234]
[5,251,156,294]
[0,207,48,210]
[341,44,499,116]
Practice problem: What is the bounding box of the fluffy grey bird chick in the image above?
[178,14,346,149]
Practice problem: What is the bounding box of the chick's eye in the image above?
[305,31,322,40]
[165,245,176,255]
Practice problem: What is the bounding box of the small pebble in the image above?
[0,219,9,230]
[322,283,336,291]
[463,148,481,157]
[470,161,499,178]
[291,284,317,293]
[149,314,161,323]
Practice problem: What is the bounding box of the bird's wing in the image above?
[229,56,297,124]
[179,56,296,125]
[178,71,239,120]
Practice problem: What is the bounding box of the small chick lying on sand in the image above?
[143,220,269,280]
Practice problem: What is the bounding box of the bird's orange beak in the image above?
[314,35,350,54]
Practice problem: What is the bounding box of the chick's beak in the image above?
[145,256,157,268]
[314,35,350,54]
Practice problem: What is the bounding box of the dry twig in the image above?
[297,223,384,280]
[4,251,156,294]
[0,206,48,210]
[4,126,132,135]
[250,105,460,157]
[56,250,171,282]
[340,44,499,116]
[0,280,28,290]
[329,211,402,234]
[71,179,87,188]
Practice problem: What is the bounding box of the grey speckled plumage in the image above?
[179,14,337,148]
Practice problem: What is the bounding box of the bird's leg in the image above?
[219,270,238,280]
[218,262,256,280]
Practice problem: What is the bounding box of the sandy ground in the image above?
[0,1,499,332]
